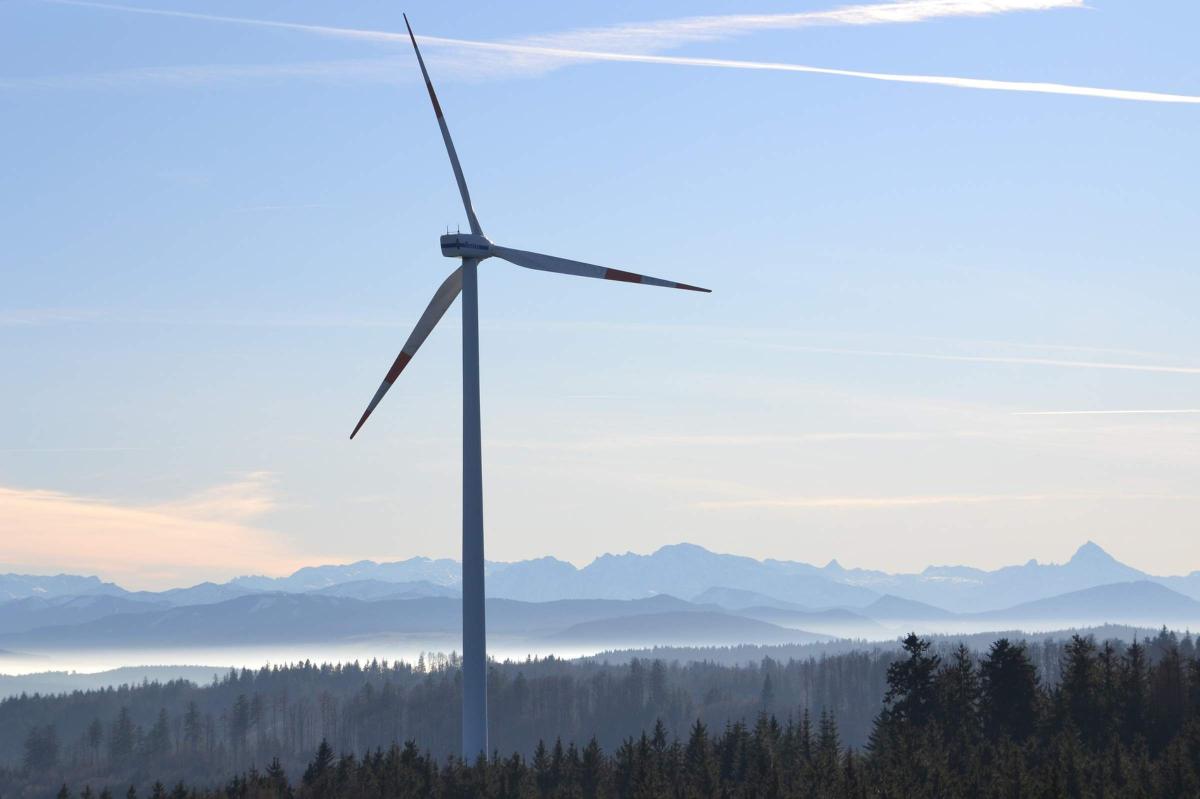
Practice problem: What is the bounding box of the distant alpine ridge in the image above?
[2,542,1198,655]
[3,540,1199,611]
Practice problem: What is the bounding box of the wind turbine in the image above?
[350,15,710,759]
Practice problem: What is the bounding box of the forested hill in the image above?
[1,650,891,787]
[2,629,1197,796]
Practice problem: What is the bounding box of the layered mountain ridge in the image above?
[4,541,1199,614]
[1,542,1199,658]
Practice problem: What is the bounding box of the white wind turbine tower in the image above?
[350,15,710,759]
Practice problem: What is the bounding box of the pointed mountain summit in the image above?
[1059,540,1143,581]
[1069,540,1120,566]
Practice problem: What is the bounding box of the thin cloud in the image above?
[0,309,105,326]
[781,345,1200,374]
[1014,409,1200,416]
[0,447,149,453]
[0,474,302,589]
[910,335,1172,361]
[697,492,1194,510]
[231,204,338,213]
[45,0,1081,55]
[504,0,1084,58]
[0,309,432,328]
[40,0,411,43]
[0,59,405,91]
[30,0,1200,105]
[161,471,279,522]
[488,431,933,452]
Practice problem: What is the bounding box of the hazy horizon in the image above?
[0,536,1190,592]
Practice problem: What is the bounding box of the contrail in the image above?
[423,37,1200,105]
[33,0,1200,105]
[783,345,1200,374]
[1014,409,1200,416]
[44,0,1082,50]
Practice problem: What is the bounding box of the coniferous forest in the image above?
[4,629,1200,797]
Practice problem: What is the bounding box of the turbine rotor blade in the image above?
[403,15,483,237]
[350,266,464,439]
[490,245,711,293]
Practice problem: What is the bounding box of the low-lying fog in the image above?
[2,615,1188,698]
[0,636,578,676]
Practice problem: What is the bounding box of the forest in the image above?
[3,629,1198,797]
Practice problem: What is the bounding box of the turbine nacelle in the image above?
[440,232,492,259]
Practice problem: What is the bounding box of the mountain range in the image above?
[5,540,1198,610]
[0,580,1195,658]
[2,542,1199,659]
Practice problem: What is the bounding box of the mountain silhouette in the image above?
[231,557,461,593]
[0,595,165,635]
[730,606,886,637]
[544,611,830,648]
[7,540,1200,652]
[973,581,1200,626]
[691,586,810,611]
[0,573,125,601]
[860,594,956,622]
[307,579,459,600]
[490,543,878,607]
[842,541,1157,612]
[0,593,710,650]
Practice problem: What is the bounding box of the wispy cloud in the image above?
[0,59,405,91]
[161,471,279,522]
[230,203,338,213]
[910,335,1172,361]
[0,309,105,326]
[0,473,301,589]
[780,345,1200,374]
[40,0,411,43]
[496,0,1085,62]
[1014,409,1200,416]
[489,431,935,452]
[697,492,1194,510]
[0,308,433,329]
[29,0,1200,105]
[28,0,1075,89]
[45,0,1082,54]
[0,446,149,453]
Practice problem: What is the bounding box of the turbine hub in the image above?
[441,233,491,259]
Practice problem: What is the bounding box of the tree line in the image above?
[3,629,1198,796]
[0,646,896,791]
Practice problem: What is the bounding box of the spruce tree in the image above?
[108,708,136,765]
[1059,635,1101,744]
[882,633,941,729]
[980,638,1038,742]
[1121,639,1148,744]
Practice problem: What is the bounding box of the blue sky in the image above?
[2,0,1198,588]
